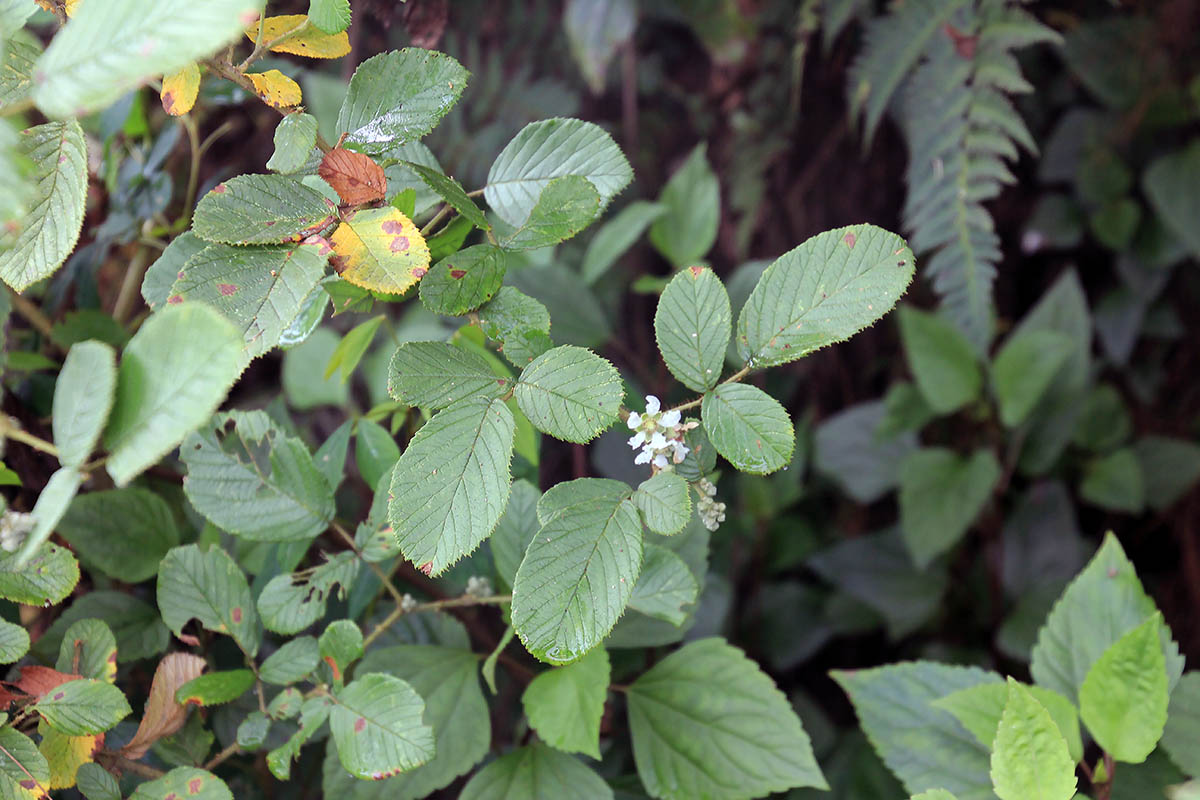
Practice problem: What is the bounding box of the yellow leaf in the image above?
[160,63,200,117]
[35,0,81,17]
[244,14,351,59]
[330,208,431,294]
[38,724,101,790]
[247,69,302,109]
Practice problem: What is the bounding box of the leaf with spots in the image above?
[0,727,50,800]
[330,673,435,780]
[736,224,915,368]
[387,341,509,409]
[329,207,431,294]
[246,69,302,108]
[257,551,358,635]
[476,287,554,367]
[141,232,206,311]
[320,148,387,205]
[182,409,335,542]
[192,174,336,245]
[701,383,795,474]
[403,160,489,231]
[511,480,642,665]
[418,244,506,316]
[102,303,242,486]
[655,266,731,393]
[459,743,613,800]
[54,619,118,683]
[0,541,79,606]
[628,638,827,799]
[175,669,255,707]
[319,620,363,684]
[122,653,207,759]
[387,396,514,577]
[337,48,469,155]
[160,62,199,116]
[156,544,261,657]
[266,695,332,779]
[514,345,623,443]
[0,121,87,291]
[33,679,131,736]
[38,723,101,790]
[31,0,259,119]
[244,14,350,58]
[500,175,600,251]
[128,767,232,800]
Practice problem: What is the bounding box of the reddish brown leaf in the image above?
[319,148,387,206]
[14,666,82,698]
[121,653,206,759]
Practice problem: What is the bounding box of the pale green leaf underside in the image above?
[52,340,117,468]
[701,383,794,474]
[632,472,691,537]
[387,341,508,409]
[655,266,731,392]
[387,397,515,576]
[129,767,232,800]
[330,672,435,780]
[18,466,81,568]
[514,345,623,444]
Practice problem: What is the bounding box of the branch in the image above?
[0,415,59,458]
[362,593,512,649]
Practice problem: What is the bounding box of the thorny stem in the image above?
[362,594,512,649]
[0,416,58,457]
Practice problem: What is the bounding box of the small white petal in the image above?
[653,454,669,469]
[660,409,681,427]
[626,412,641,429]
[649,432,669,449]
[628,432,646,449]
[635,449,653,465]
[645,395,661,414]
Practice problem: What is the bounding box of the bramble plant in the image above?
[1,1,1198,800]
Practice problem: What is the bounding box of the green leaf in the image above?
[649,144,720,267]
[0,121,87,291]
[387,341,508,409]
[18,466,82,568]
[157,544,261,657]
[237,711,271,750]
[813,400,916,503]
[476,286,553,367]
[192,175,336,245]
[514,345,622,443]
[266,695,332,779]
[989,679,1077,800]
[522,647,609,759]
[320,620,364,683]
[701,383,794,474]
[175,669,255,707]
[283,326,351,409]
[388,397,514,576]
[337,49,469,155]
[257,552,357,635]
[932,682,1083,763]
[1144,141,1200,257]
[501,175,601,251]
[260,637,320,686]
[0,539,78,606]
[896,307,981,414]
[460,743,612,799]
[34,678,130,735]
[628,637,827,798]
[128,767,232,800]
[537,477,632,524]
[581,200,665,284]
[308,0,351,34]
[52,341,116,468]
[898,447,1000,568]
[403,161,489,231]
[323,644,490,798]
[655,266,731,392]
[142,233,207,312]
[268,112,320,173]
[0,618,29,664]
[911,792,959,800]
[325,316,382,383]
[485,117,632,228]
[491,479,541,589]
[169,242,328,365]
[564,0,635,92]
[737,225,915,368]
[1162,672,1200,777]
[628,543,698,626]
[632,472,691,536]
[1079,614,1169,763]
[34,590,167,664]
[1079,447,1145,514]
[330,673,434,780]
[103,303,242,487]
[991,329,1074,428]
[1134,436,1200,512]
[0,29,39,111]
[55,619,117,682]
[57,488,180,583]
[182,410,335,542]
[834,661,998,799]
[355,418,399,491]
[419,244,506,316]
[32,0,256,118]
[1031,533,1184,704]
[511,480,641,664]
[76,762,121,800]
[0,727,49,799]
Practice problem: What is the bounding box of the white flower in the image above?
[634,449,653,465]
[660,409,681,428]
[653,453,669,469]
[628,431,646,449]
[648,432,669,450]
[670,440,689,463]
[626,412,642,430]
[645,395,661,414]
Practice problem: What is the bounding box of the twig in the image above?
[7,289,57,342]
[203,741,241,771]
[667,364,753,414]
[0,416,58,457]
[99,751,166,779]
[330,521,408,608]
[112,247,150,324]
[419,204,454,236]
[362,594,512,649]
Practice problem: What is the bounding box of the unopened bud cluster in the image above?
[696,478,726,531]
[627,395,697,471]
[465,575,493,599]
[0,511,33,553]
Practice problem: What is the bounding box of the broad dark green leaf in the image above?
[419,245,507,316]
[632,472,691,537]
[260,637,320,686]
[649,144,719,267]
[655,266,731,392]
[491,479,541,589]
[989,679,1077,800]
[192,175,336,245]
[34,590,168,663]
[522,647,609,759]
[459,744,613,800]
[1143,141,1200,257]
[476,286,553,367]
[257,552,357,634]
[898,447,1000,568]
[57,488,180,583]
[103,303,242,487]
[1134,436,1200,512]
[76,762,121,800]
[629,638,827,798]
[388,397,514,576]
[514,345,622,443]
[896,306,981,414]
[182,410,335,542]
[141,233,207,312]
[813,401,916,503]
[34,678,131,735]
[1079,447,1145,514]
[627,543,698,626]
[581,200,665,284]
[355,418,399,491]
[330,673,435,780]
[52,341,116,468]
[157,544,261,657]
[403,161,489,230]
[337,49,469,155]
[501,175,600,251]
[1162,672,1200,777]
[0,541,79,606]
[991,329,1074,427]
[702,383,794,474]
[737,225,914,368]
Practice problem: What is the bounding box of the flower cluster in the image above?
[465,575,493,599]
[0,511,32,553]
[627,396,694,470]
[696,478,727,531]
